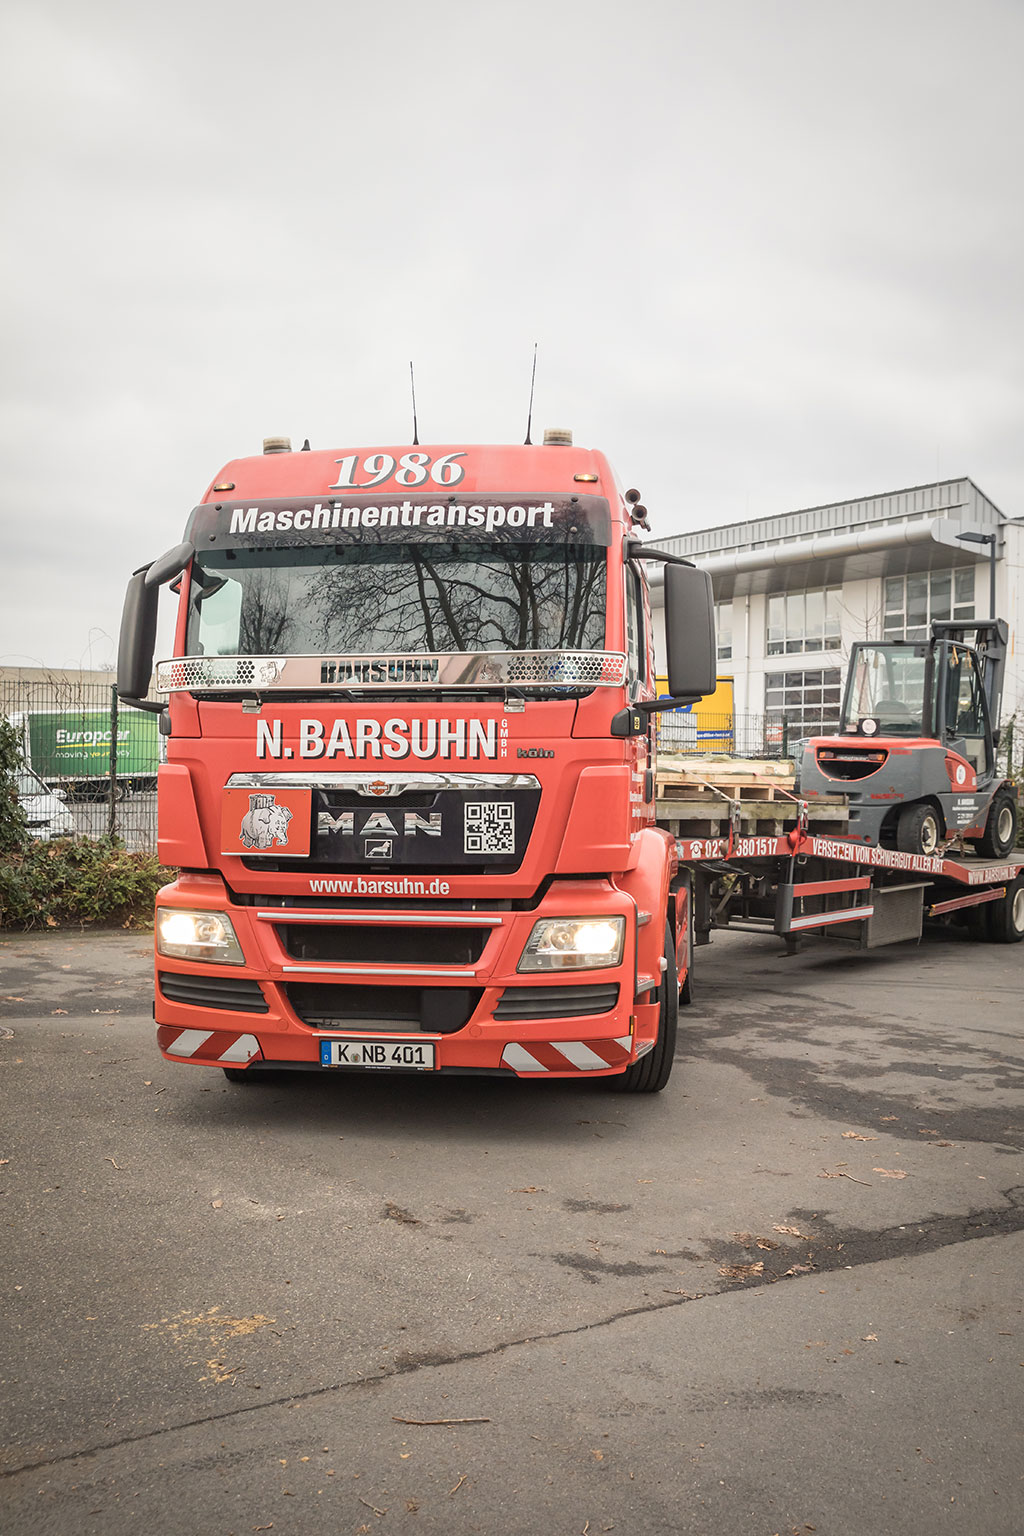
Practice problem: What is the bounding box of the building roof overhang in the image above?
[647,516,997,603]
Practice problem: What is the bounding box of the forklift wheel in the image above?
[895,802,942,857]
[973,788,1018,859]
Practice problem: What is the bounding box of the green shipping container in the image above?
[25,709,161,781]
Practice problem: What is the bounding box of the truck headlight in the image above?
[517,916,626,972]
[156,908,245,965]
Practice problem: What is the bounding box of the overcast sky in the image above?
[2,0,1022,669]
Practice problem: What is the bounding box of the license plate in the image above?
[319,1038,436,1071]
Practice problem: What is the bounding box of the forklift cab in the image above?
[841,637,995,782]
[939,643,994,780]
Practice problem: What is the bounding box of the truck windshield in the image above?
[187,543,607,657]
[841,644,928,736]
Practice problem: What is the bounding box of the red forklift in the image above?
[799,620,1018,859]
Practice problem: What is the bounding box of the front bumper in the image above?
[153,877,658,1078]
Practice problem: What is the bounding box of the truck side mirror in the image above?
[663,564,716,700]
[117,570,160,703]
[118,542,195,709]
[145,542,195,589]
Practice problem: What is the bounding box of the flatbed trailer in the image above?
[655,758,1024,950]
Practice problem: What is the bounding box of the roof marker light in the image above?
[213,482,235,491]
[574,472,599,482]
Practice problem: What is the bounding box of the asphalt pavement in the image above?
[1,924,1022,1535]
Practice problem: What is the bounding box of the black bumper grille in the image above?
[286,982,482,1034]
[158,971,269,1013]
[277,924,490,965]
[493,983,619,1020]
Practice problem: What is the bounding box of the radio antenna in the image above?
[409,360,419,446]
[524,343,538,445]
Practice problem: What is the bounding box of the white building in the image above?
[650,478,1023,741]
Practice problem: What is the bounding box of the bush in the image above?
[0,835,174,930]
[1,721,173,927]
[0,716,28,855]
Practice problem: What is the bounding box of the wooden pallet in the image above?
[658,779,802,803]
[654,755,848,839]
[657,754,798,784]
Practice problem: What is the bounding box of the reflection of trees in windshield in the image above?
[238,570,294,654]
[321,547,605,651]
[190,545,607,656]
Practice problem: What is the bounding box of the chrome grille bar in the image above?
[155,651,627,693]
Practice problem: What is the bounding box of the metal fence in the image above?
[3,679,159,853]
[656,711,803,760]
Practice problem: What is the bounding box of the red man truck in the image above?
[118,436,715,1091]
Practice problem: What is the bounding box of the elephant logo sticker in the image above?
[239,792,293,850]
[220,784,311,858]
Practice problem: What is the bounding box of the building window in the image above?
[764,668,843,735]
[766,588,841,655]
[716,602,732,660]
[883,567,974,640]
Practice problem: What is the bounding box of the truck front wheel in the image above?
[607,924,678,1094]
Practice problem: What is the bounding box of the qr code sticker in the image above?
[464,801,515,854]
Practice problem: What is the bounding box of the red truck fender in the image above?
[613,825,679,996]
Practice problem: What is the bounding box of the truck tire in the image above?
[896,802,942,857]
[679,891,695,1006]
[974,788,1018,859]
[988,875,1024,943]
[965,901,993,941]
[607,924,678,1093]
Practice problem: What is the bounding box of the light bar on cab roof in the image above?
[154,651,629,693]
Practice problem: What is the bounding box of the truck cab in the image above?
[118,439,715,1090]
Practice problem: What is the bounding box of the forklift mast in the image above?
[930,619,1008,729]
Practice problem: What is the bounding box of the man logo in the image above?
[364,837,394,860]
[239,792,293,850]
